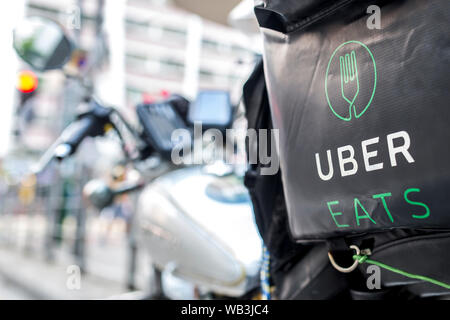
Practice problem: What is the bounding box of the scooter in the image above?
[13,16,263,300]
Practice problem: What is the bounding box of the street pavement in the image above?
[0,216,152,299]
[0,274,33,299]
[0,247,129,299]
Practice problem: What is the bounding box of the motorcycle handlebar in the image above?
[32,103,112,174]
[55,115,99,160]
[33,100,148,175]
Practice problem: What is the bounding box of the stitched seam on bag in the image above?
[371,232,450,255]
[285,0,356,33]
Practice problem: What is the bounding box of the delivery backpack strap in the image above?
[243,58,312,291]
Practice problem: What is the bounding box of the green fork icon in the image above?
[339,50,359,114]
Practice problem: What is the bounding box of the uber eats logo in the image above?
[317,40,415,182]
[325,40,377,121]
[318,41,430,229]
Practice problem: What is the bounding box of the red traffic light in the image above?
[17,70,38,93]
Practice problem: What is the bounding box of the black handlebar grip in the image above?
[56,115,98,158]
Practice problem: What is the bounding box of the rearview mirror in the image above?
[13,16,73,71]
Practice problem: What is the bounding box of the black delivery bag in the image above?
[254,0,450,241]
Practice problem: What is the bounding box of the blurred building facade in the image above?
[123,0,256,105]
[19,0,257,145]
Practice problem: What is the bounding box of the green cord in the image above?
[353,254,450,290]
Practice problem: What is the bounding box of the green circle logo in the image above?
[325,41,377,121]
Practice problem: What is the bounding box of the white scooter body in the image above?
[136,166,262,298]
